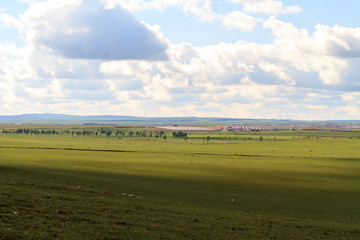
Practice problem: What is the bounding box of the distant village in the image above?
[156,123,360,132]
[156,125,301,132]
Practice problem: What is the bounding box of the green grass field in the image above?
[0,130,359,239]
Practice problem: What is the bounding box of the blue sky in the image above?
[0,0,360,120]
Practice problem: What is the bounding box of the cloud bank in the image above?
[0,0,359,120]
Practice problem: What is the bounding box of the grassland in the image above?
[0,128,359,239]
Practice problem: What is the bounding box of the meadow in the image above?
[0,127,359,239]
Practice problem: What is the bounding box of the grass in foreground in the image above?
[0,134,360,239]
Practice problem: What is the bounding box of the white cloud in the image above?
[229,0,302,15]
[313,24,360,58]
[105,0,261,31]
[343,104,360,116]
[258,61,295,85]
[21,0,168,61]
[246,1,302,15]
[0,11,24,32]
[103,0,217,22]
[342,92,360,102]
[263,17,360,85]
[222,11,258,31]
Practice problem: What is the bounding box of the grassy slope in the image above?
[0,134,359,239]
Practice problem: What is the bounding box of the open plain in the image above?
[0,126,359,239]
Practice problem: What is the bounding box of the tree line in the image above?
[0,128,171,138]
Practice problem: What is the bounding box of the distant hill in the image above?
[0,113,272,125]
[0,113,138,120]
[0,113,358,125]
[0,113,245,123]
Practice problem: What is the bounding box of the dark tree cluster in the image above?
[172,131,187,138]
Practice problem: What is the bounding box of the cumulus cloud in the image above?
[98,32,360,119]
[0,11,24,31]
[222,11,258,31]
[104,0,217,22]
[263,17,360,85]
[313,24,360,58]
[22,0,168,61]
[105,0,261,31]
[229,0,303,15]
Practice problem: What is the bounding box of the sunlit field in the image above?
[0,127,359,239]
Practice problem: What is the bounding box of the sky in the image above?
[1,0,360,120]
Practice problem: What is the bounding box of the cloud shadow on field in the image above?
[2,161,359,223]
